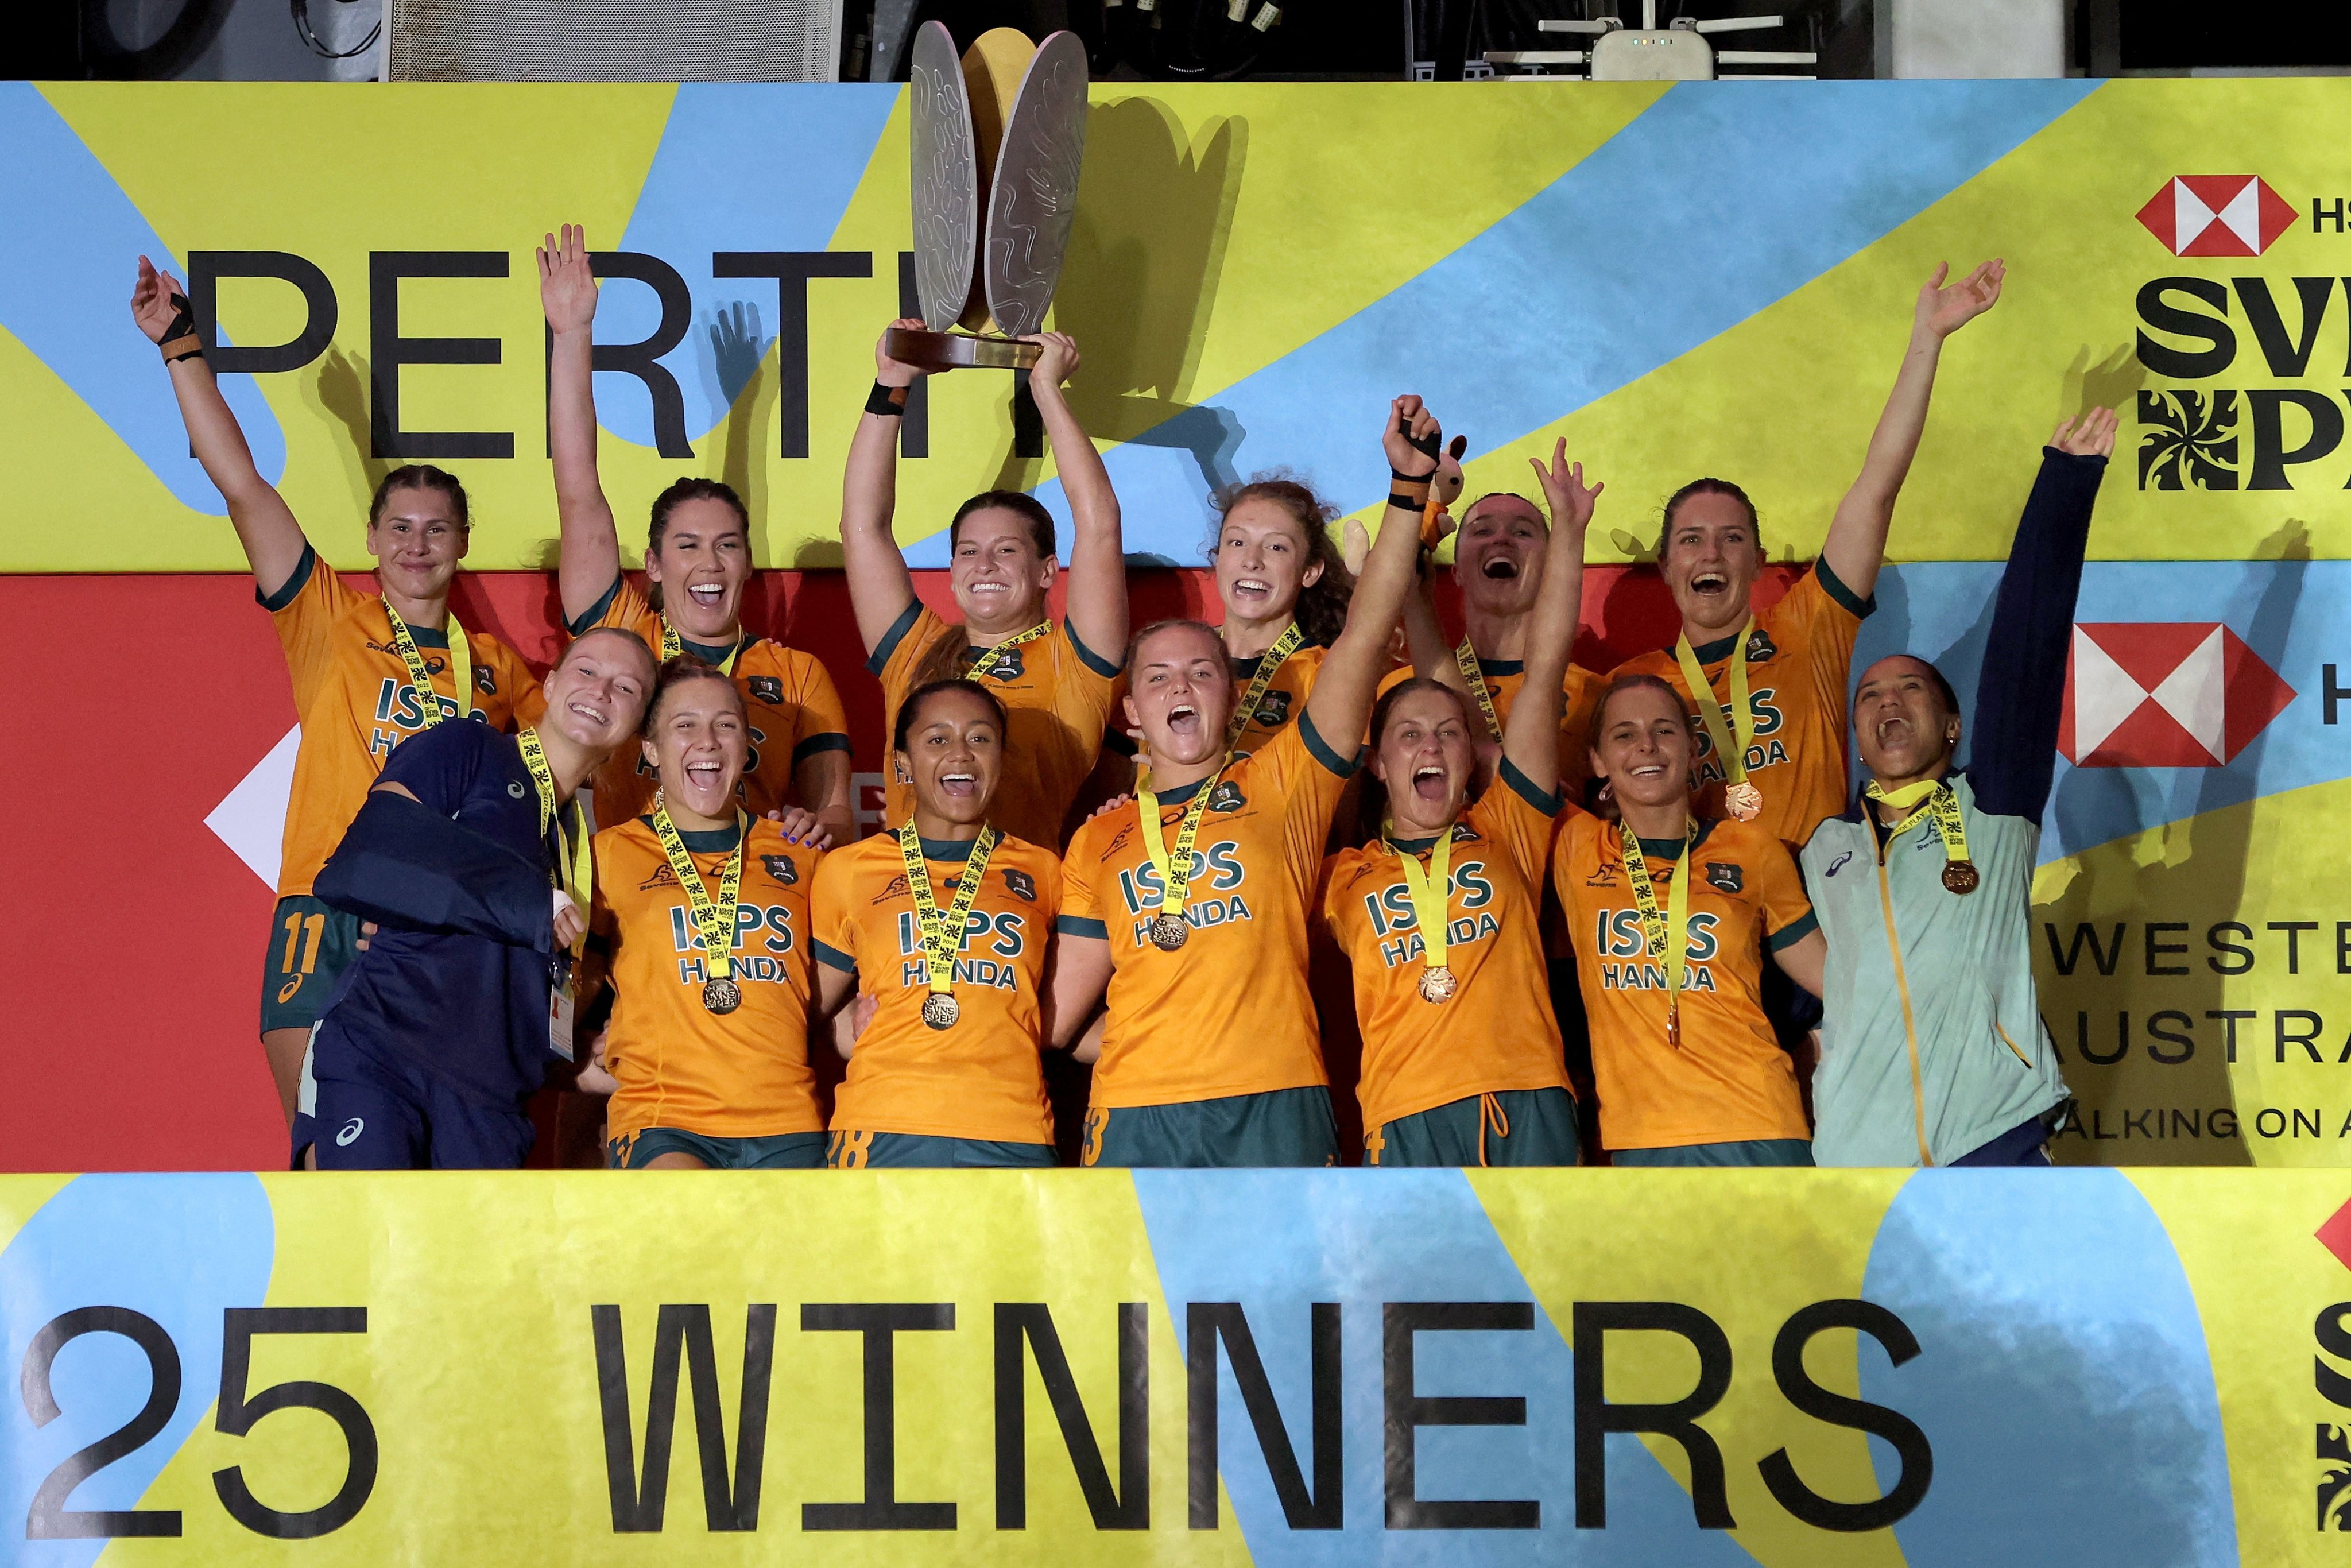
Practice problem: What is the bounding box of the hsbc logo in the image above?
[2059,622,2294,768]
[2136,176,2297,257]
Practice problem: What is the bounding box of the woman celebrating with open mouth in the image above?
[808,680,1063,1168]
[590,656,830,1170]
[1552,675,1828,1165]
[1324,440,1598,1167]
[1048,397,1440,1168]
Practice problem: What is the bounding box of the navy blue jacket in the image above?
[314,721,563,1108]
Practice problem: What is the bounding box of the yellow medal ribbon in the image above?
[659,620,746,676]
[1453,636,1504,742]
[1618,820,1695,1047]
[383,601,474,729]
[1388,828,1458,1002]
[1674,620,1757,814]
[1137,762,1226,948]
[1864,776,1978,893]
[516,727,593,957]
[963,621,1053,680]
[649,797,747,986]
[897,819,999,1025]
[1227,621,1305,748]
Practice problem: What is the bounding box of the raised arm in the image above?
[1026,334,1126,659]
[1819,260,2005,601]
[840,321,927,651]
[131,255,309,596]
[1502,438,1599,791]
[1304,397,1446,748]
[1967,409,2113,822]
[537,224,623,628]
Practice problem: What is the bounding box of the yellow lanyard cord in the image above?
[384,602,474,728]
[1388,829,1455,982]
[650,799,746,982]
[1619,820,1695,1047]
[1453,637,1504,742]
[1229,622,1304,747]
[1137,765,1224,926]
[659,620,746,676]
[516,728,592,957]
[964,622,1052,680]
[1674,620,1754,789]
[897,820,998,997]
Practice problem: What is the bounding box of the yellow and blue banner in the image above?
[4,78,2351,1166]
[6,1168,2351,1562]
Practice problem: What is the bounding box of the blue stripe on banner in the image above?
[606,83,900,450]
[0,1174,276,1568]
[1862,1169,2237,1566]
[986,78,2100,568]
[1861,561,2351,861]
[1133,1168,1765,1565]
[0,84,287,516]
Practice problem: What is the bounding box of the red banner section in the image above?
[0,564,1763,1172]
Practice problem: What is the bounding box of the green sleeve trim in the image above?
[1765,908,1820,953]
[1064,620,1122,680]
[255,543,317,612]
[1056,915,1110,940]
[1497,757,1562,818]
[792,733,853,766]
[566,574,623,637]
[1296,710,1360,780]
[1811,556,1876,620]
[866,598,924,676]
[811,939,858,974]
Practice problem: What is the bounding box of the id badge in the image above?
[549,979,577,1060]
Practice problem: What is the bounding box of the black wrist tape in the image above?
[866,381,909,416]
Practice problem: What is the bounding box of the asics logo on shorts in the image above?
[335,1118,365,1147]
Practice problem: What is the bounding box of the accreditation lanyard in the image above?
[659,621,746,675]
[517,728,594,940]
[384,602,474,727]
[898,819,998,1000]
[1674,620,1756,796]
[650,799,747,984]
[1618,821,1695,1048]
[1137,764,1225,930]
[965,622,1053,679]
[1388,830,1458,1003]
[1453,637,1504,742]
[1229,622,1304,748]
[1863,777,1978,894]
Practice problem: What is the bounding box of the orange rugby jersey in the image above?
[873,602,1118,850]
[1377,656,1607,802]
[1059,713,1356,1109]
[1105,638,1331,773]
[572,575,850,825]
[1322,761,1569,1132]
[589,816,824,1139]
[1605,560,1871,848]
[1550,811,1817,1152]
[266,545,541,899]
[810,830,1060,1145]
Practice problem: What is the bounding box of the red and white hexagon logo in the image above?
[2059,622,2295,768]
[2135,176,2296,257]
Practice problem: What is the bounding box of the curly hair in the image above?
[1204,474,1355,649]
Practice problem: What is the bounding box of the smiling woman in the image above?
[129,251,546,1170]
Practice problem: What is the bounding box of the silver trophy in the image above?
[888,22,1088,373]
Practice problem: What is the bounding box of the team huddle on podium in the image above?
[130,227,2117,1174]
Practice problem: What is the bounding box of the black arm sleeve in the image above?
[315,791,553,951]
[1969,447,2108,822]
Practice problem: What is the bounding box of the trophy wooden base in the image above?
[886,327,1041,372]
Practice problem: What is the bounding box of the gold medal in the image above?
[1675,620,1760,822]
[1418,965,1458,1004]
[1942,859,1980,895]
[1138,764,1225,956]
[898,820,1000,1023]
[652,796,747,1013]
[1865,777,1978,897]
[1389,827,1459,1005]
